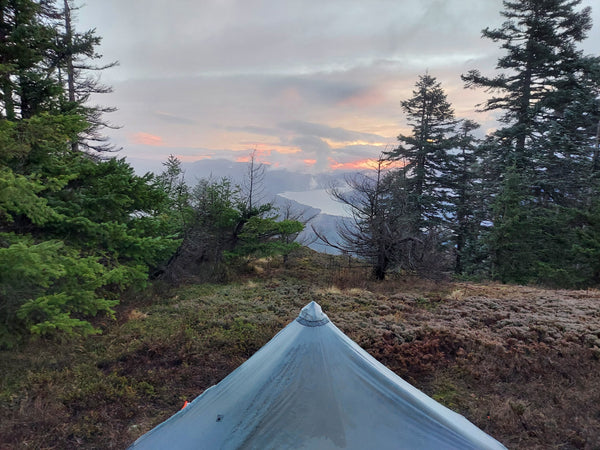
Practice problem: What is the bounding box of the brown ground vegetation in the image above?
[1,250,599,449]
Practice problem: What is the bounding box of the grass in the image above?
[1,248,599,449]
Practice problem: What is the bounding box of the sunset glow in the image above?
[323,139,389,149]
[328,158,405,171]
[132,132,164,147]
[76,0,600,175]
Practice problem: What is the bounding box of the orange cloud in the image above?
[235,155,271,165]
[329,158,405,171]
[132,132,164,146]
[303,159,317,166]
[238,143,302,156]
[323,139,387,150]
[274,146,302,155]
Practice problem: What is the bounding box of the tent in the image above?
[129,301,506,449]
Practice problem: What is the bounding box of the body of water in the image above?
[278,189,351,217]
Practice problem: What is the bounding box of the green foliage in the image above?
[229,216,304,259]
[192,177,243,232]
[154,154,193,234]
[0,167,61,225]
[0,236,117,346]
[488,169,597,287]
[0,1,184,341]
[165,172,305,282]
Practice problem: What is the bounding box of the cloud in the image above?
[224,125,281,136]
[328,158,401,171]
[153,111,197,125]
[131,132,164,146]
[75,0,600,174]
[280,121,386,144]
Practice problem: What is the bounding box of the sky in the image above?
[75,0,600,174]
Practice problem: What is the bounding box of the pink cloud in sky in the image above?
[303,159,317,166]
[338,87,384,108]
[329,158,405,171]
[131,132,164,146]
[235,155,272,165]
[235,144,302,164]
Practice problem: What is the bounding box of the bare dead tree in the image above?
[241,149,266,213]
[313,156,421,280]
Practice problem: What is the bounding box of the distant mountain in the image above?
[271,195,352,254]
[180,159,351,196]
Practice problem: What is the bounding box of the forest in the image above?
[0,0,599,345]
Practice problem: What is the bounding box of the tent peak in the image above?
[296,301,329,327]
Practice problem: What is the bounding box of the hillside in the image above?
[1,249,599,449]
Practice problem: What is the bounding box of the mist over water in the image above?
[278,189,351,217]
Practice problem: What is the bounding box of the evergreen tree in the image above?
[386,73,457,232]
[462,0,600,285]
[445,120,483,275]
[0,1,179,345]
[162,156,304,284]
[462,0,600,197]
[0,0,61,120]
[54,0,119,152]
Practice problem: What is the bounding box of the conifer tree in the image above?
[462,0,600,285]
[446,120,483,275]
[55,0,119,152]
[0,0,61,120]
[386,73,457,232]
[0,1,179,344]
[462,0,600,194]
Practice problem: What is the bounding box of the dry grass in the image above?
[1,250,599,449]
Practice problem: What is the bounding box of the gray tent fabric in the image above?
[129,301,506,449]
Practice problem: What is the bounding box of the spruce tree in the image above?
[55,0,119,152]
[0,0,61,120]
